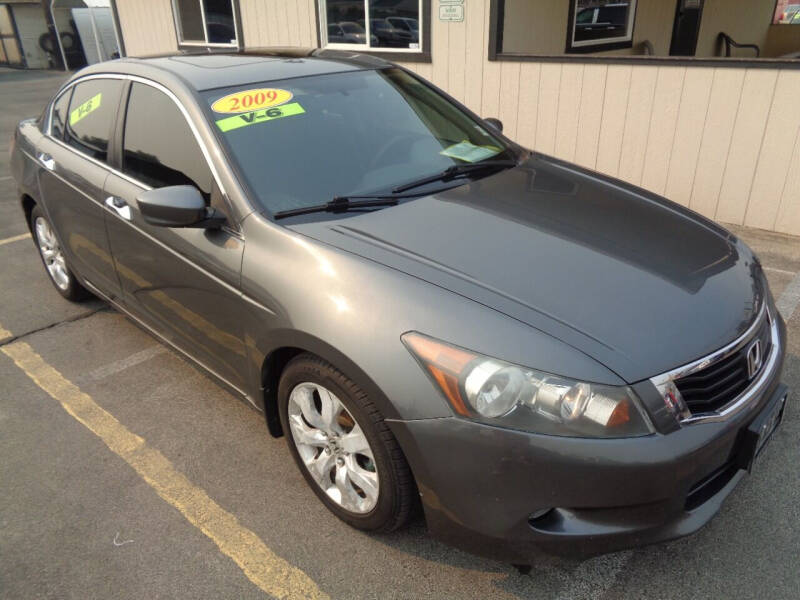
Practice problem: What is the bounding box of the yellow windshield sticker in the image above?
[440,141,501,163]
[215,102,305,132]
[211,88,293,114]
[69,93,102,126]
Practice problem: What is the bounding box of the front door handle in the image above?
[105,196,132,221]
[38,152,55,171]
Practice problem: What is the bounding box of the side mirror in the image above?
[484,117,503,133]
[136,185,225,229]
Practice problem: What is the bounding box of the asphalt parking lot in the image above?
[2,67,800,600]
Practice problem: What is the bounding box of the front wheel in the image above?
[278,354,416,532]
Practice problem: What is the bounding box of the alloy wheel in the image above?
[34,217,69,291]
[287,382,380,514]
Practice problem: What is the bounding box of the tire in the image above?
[30,205,91,302]
[278,353,416,532]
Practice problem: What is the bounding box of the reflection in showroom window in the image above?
[568,0,636,52]
[321,0,422,51]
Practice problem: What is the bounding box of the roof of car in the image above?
[77,48,394,92]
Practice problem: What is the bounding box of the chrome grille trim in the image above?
[649,301,780,425]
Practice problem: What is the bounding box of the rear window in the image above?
[65,78,123,162]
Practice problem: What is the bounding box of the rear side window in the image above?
[50,89,72,140]
[65,79,123,162]
[122,82,212,198]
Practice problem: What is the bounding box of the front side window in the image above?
[122,82,212,199]
[65,79,123,162]
[174,0,238,46]
[204,68,515,216]
[568,1,636,51]
[320,0,422,52]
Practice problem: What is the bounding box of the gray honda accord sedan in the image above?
[10,49,788,562]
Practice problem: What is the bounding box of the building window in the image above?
[319,0,423,53]
[567,1,637,52]
[173,0,238,47]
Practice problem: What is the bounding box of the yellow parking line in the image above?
[2,340,328,600]
[0,232,31,246]
[0,324,11,341]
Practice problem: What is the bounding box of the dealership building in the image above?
[93,1,800,235]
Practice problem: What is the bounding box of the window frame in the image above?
[171,0,243,49]
[316,0,432,63]
[488,0,800,67]
[566,0,638,53]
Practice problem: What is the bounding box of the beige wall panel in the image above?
[431,9,449,91]
[553,63,584,163]
[744,71,800,230]
[515,63,541,149]
[447,19,467,103]
[640,66,684,195]
[463,0,486,114]
[716,69,779,224]
[573,64,607,170]
[536,63,562,155]
[265,0,280,45]
[618,65,657,185]
[663,67,713,207]
[117,0,175,56]
[696,0,774,58]
[774,132,800,235]
[498,61,522,139]
[595,65,631,176]
[296,0,312,47]
[481,0,502,121]
[286,0,301,46]
[688,68,745,218]
[239,0,261,46]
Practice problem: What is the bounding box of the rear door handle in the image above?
[38,152,55,171]
[105,196,132,221]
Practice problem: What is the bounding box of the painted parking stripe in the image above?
[0,232,31,246]
[1,340,329,600]
[87,344,168,381]
[0,324,11,342]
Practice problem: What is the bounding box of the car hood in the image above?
[289,154,764,383]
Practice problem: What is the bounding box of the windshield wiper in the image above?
[391,159,519,194]
[273,196,402,219]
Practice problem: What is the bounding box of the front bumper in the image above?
[388,317,787,562]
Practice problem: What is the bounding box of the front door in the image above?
[36,78,124,297]
[670,0,705,56]
[104,81,248,392]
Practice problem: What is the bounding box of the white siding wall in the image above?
[116,0,800,235]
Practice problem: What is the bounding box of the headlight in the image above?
[402,332,654,438]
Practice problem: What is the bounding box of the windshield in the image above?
[203,68,515,216]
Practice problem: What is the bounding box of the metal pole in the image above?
[49,0,69,70]
[88,7,103,63]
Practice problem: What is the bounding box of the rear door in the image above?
[36,77,124,297]
[103,80,248,392]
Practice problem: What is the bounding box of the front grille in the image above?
[675,316,771,414]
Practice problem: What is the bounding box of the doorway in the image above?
[670,0,705,56]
